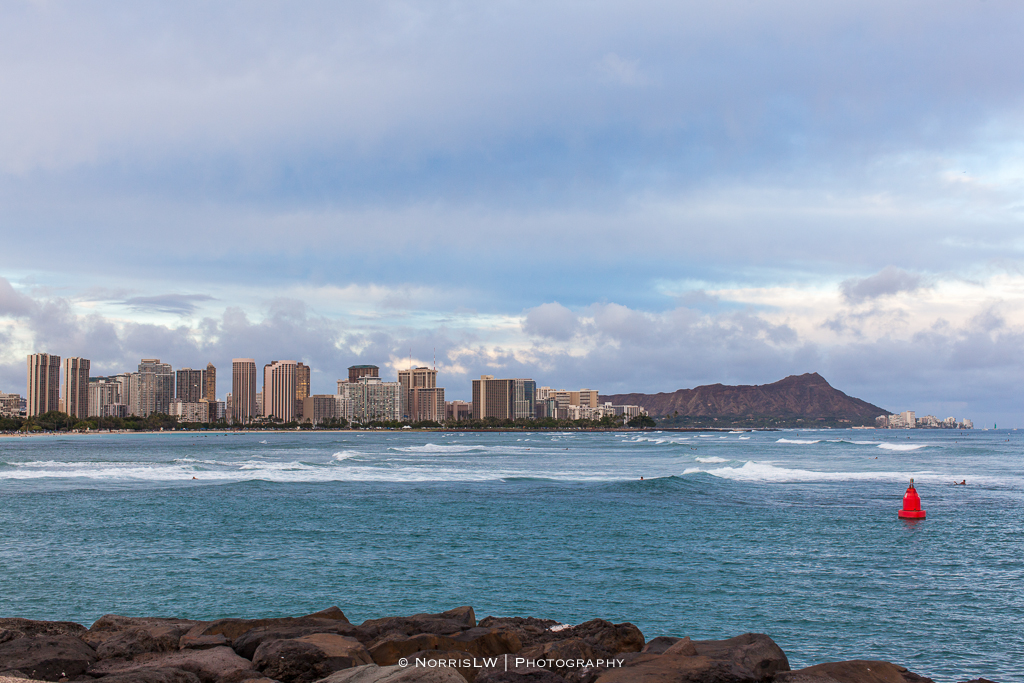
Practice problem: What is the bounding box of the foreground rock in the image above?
[85,616,202,659]
[0,607,984,683]
[315,663,467,682]
[775,660,935,683]
[252,633,373,682]
[182,606,352,648]
[94,668,204,683]
[87,645,257,682]
[360,607,478,642]
[0,634,97,680]
[369,628,522,667]
[0,618,88,644]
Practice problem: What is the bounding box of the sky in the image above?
[1,0,1023,426]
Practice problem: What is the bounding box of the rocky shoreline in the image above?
[0,607,997,683]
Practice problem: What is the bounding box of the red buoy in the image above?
[898,479,926,519]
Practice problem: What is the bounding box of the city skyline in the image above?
[1,3,1023,426]
[9,352,669,427]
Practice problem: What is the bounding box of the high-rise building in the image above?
[87,377,122,418]
[263,360,298,421]
[169,399,210,423]
[409,387,445,422]
[534,388,599,419]
[295,362,311,420]
[176,368,206,403]
[137,359,174,416]
[337,376,401,423]
[112,373,132,415]
[398,366,438,419]
[300,395,339,425]
[0,392,23,418]
[128,373,143,416]
[347,365,379,384]
[26,353,61,417]
[62,357,91,419]
[512,379,536,420]
[231,359,257,424]
[445,400,471,422]
[472,375,536,420]
[296,363,310,401]
[205,362,216,403]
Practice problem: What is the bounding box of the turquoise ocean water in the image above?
[1,429,1021,682]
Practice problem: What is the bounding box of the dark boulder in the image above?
[180,634,231,651]
[87,645,256,683]
[0,634,97,681]
[252,634,372,683]
[96,624,192,659]
[314,663,468,682]
[359,608,476,642]
[641,637,682,655]
[514,639,606,679]
[477,620,641,657]
[563,621,644,656]
[691,633,789,679]
[95,667,203,683]
[182,608,350,648]
[403,649,481,683]
[477,618,560,649]
[663,638,699,657]
[369,629,521,666]
[476,672,567,683]
[84,616,200,651]
[234,624,362,660]
[450,629,524,657]
[0,618,87,641]
[773,660,934,683]
[593,653,759,683]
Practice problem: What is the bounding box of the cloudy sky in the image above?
[2,0,1023,425]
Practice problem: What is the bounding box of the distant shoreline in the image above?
[0,426,766,439]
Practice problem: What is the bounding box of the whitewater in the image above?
[1,428,1021,682]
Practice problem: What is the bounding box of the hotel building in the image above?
[26,353,61,417]
[263,360,298,421]
[231,359,258,424]
[62,357,91,419]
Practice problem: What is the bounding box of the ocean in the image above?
[1,428,1021,682]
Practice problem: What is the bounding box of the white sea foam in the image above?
[684,460,979,484]
[877,443,928,451]
[391,443,538,454]
[738,437,751,440]
[392,443,483,453]
[695,456,728,463]
[776,438,821,444]
[622,436,690,445]
[333,450,365,461]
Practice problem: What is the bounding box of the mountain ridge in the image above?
[601,373,887,424]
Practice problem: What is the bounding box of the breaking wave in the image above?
[683,460,974,484]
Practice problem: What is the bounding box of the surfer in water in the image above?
[953,479,966,486]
